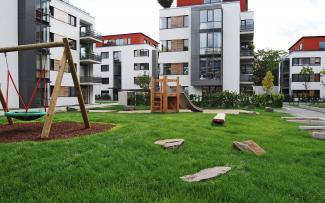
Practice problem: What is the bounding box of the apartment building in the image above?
[158,0,254,96]
[94,33,159,101]
[280,36,325,98]
[0,0,100,109]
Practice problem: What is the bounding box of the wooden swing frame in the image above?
[0,38,90,138]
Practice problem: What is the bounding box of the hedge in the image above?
[190,92,284,109]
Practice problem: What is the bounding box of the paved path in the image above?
[284,105,325,119]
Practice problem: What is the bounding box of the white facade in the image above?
[0,0,19,109]
[94,43,158,100]
[159,1,254,96]
[285,51,325,98]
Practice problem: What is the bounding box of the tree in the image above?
[158,0,174,8]
[320,69,325,87]
[300,67,314,96]
[262,71,274,94]
[134,72,150,91]
[254,49,287,86]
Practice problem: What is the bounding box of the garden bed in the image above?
[0,122,113,143]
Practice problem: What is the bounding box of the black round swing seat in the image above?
[5,111,47,121]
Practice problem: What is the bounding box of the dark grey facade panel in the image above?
[151,49,158,78]
[190,4,223,87]
[18,0,37,108]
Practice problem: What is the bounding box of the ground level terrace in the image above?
[0,111,324,202]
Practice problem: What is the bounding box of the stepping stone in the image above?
[312,132,325,140]
[154,139,184,149]
[233,140,265,155]
[180,166,231,182]
[265,107,274,112]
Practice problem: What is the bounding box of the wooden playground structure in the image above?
[0,38,90,139]
[150,76,180,113]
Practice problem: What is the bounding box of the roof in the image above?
[101,32,159,45]
[288,36,325,51]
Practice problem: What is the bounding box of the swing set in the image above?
[0,38,90,139]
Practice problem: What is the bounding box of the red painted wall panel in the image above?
[96,33,159,47]
[177,0,247,11]
[289,36,325,52]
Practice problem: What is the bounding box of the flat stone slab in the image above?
[312,132,325,140]
[180,166,231,182]
[282,117,323,121]
[299,126,325,130]
[233,140,265,155]
[154,139,184,149]
[287,120,325,126]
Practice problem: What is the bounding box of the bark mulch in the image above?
[0,122,114,143]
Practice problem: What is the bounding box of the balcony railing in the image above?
[200,21,222,30]
[240,74,254,83]
[80,76,102,84]
[200,48,222,55]
[240,23,254,32]
[80,30,101,40]
[240,49,254,57]
[80,52,101,62]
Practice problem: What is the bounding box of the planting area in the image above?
[0,111,324,202]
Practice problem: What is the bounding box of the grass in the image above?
[0,111,324,202]
[90,105,150,111]
[310,103,325,108]
[95,100,116,104]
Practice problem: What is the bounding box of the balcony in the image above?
[200,21,222,30]
[240,49,254,59]
[200,48,222,56]
[80,52,101,64]
[240,74,254,84]
[240,23,254,32]
[80,30,102,44]
[80,76,102,85]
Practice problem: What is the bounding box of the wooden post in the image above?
[163,76,168,113]
[41,47,68,138]
[63,38,90,129]
[0,89,13,125]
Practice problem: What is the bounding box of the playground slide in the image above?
[180,92,203,112]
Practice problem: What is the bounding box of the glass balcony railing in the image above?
[240,23,254,32]
[240,74,254,83]
[200,48,222,55]
[240,49,254,57]
[200,22,222,30]
[80,76,102,84]
[80,30,101,40]
[80,52,101,62]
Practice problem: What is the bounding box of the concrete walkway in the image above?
[284,105,325,119]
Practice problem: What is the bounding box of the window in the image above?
[113,51,121,61]
[102,78,109,84]
[68,15,76,26]
[134,63,149,70]
[160,16,189,29]
[101,52,109,59]
[320,42,325,51]
[49,6,54,17]
[162,63,188,75]
[292,74,320,82]
[199,57,222,80]
[200,9,222,29]
[134,49,149,57]
[101,65,109,72]
[292,57,321,66]
[160,39,189,52]
[69,39,77,50]
[50,59,55,71]
[200,32,222,55]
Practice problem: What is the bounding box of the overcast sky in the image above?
[69,0,325,51]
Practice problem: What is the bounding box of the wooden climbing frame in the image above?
[0,38,90,138]
[150,76,180,113]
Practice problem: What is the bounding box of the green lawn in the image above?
[90,105,150,111]
[0,111,324,202]
[310,103,325,108]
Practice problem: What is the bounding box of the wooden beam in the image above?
[0,41,65,53]
[0,89,13,125]
[41,46,68,138]
[63,38,90,129]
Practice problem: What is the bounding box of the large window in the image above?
[134,63,149,71]
[199,57,222,80]
[200,32,222,55]
[200,9,222,29]
[162,63,188,75]
[292,57,321,66]
[320,42,325,51]
[160,16,189,29]
[160,39,189,52]
[292,74,320,82]
[101,65,109,72]
[134,49,149,57]
[102,78,109,84]
[101,52,109,59]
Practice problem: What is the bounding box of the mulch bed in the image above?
[0,122,114,143]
